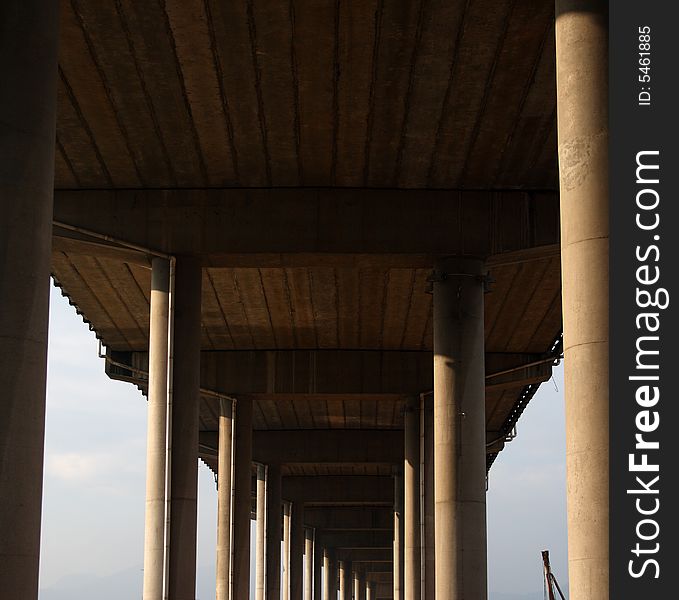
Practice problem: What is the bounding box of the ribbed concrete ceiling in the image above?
[56,0,557,190]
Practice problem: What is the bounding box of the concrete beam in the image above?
[53,188,559,266]
[336,550,392,563]
[282,476,393,506]
[110,349,553,397]
[304,508,392,532]
[200,430,403,465]
[316,531,392,550]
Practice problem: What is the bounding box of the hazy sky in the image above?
[39,283,568,599]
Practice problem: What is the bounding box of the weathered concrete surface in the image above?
[143,259,170,600]
[0,2,58,598]
[556,1,609,599]
[433,259,487,600]
[166,258,202,600]
[216,399,233,600]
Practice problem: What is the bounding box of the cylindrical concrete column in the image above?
[256,464,267,600]
[393,468,404,600]
[167,258,202,600]
[266,464,283,600]
[304,528,314,600]
[422,394,435,600]
[216,398,234,600]
[354,569,366,600]
[0,2,58,598]
[143,258,171,600]
[313,533,323,600]
[366,581,375,600]
[433,258,486,600]
[233,397,253,600]
[290,504,305,600]
[283,501,292,600]
[323,549,336,600]
[339,560,352,600]
[555,3,609,600]
[404,397,421,600]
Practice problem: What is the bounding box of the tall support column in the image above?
[304,528,314,600]
[290,504,305,600]
[323,549,336,600]
[393,468,404,600]
[283,501,292,600]
[256,464,267,600]
[233,397,253,600]
[404,397,421,600]
[433,258,486,600]
[366,581,375,600]
[167,258,202,600]
[0,2,58,598]
[143,258,171,600]
[266,464,283,600]
[555,2,609,599]
[354,569,366,600]
[422,394,435,600]
[313,533,323,600]
[339,560,352,600]
[216,398,234,600]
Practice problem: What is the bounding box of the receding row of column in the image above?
[0,3,608,598]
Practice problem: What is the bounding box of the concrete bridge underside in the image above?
[0,1,609,599]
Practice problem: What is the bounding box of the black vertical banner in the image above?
[610,2,679,599]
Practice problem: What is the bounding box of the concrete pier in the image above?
[0,2,58,598]
[323,549,336,600]
[216,398,234,600]
[339,560,352,600]
[232,397,253,600]
[393,468,404,600]
[366,582,375,600]
[313,533,323,600]
[304,528,314,600]
[433,258,487,600]
[404,397,421,600]
[142,258,171,600]
[266,464,283,600]
[166,258,202,600]
[555,2,609,599]
[290,505,305,600]
[256,464,267,600]
[283,501,292,600]
[423,394,435,600]
[354,570,366,600]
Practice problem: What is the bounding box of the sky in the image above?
[39,283,568,599]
